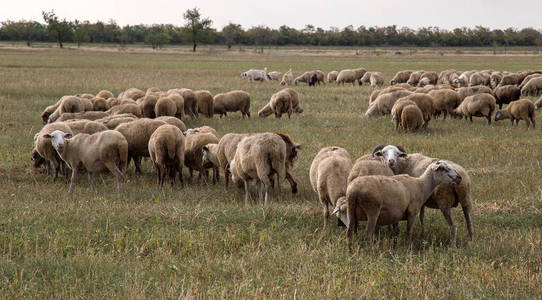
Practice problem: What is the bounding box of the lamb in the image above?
[309,146,352,227]
[195,90,214,118]
[201,143,220,184]
[118,88,145,100]
[107,103,142,118]
[266,71,281,81]
[35,122,73,180]
[327,71,339,83]
[47,96,86,123]
[371,145,473,247]
[269,90,292,118]
[345,160,461,250]
[154,96,177,117]
[406,71,424,86]
[390,70,413,85]
[452,93,496,124]
[148,124,185,187]
[138,95,158,118]
[230,132,301,205]
[494,99,536,128]
[55,111,109,123]
[184,132,219,183]
[427,89,461,119]
[241,69,268,82]
[521,77,542,96]
[96,90,114,99]
[280,69,294,85]
[168,92,185,119]
[65,120,108,135]
[44,130,128,193]
[493,85,521,109]
[365,90,413,117]
[213,90,251,118]
[418,72,438,87]
[401,105,424,132]
[114,118,168,173]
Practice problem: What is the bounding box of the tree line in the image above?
[1,8,542,51]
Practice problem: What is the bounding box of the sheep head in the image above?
[430,161,462,185]
[43,130,73,154]
[332,196,349,227]
[372,144,407,173]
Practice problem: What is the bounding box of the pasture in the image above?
[1,48,542,298]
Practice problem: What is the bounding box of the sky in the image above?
[2,0,541,30]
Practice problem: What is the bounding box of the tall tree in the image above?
[182,7,212,52]
[222,23,243,49]
[73,21,90,47]
[42,10,73,48]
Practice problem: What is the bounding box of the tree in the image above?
[73,21,90,47]
[222,23,243,49]
[1,20,44,46]
[145,25,170,49]
[42,10,73,48]
[182,7,212,52]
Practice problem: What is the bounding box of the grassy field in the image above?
[1,48,542,298]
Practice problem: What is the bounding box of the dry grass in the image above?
[1,48,542,298]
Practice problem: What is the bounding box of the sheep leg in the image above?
[68,168,78,193]
[469,116,473,122]
[105,162,126,194]
[318,193,330,227]
[443,110,448,120]
[154,163,161,185]
[133,156,142,174]
[88,172,96,192]
[261,175,274,206]
[212,167,218,184]
[439,207,457,248]
[224,168,230,188]
[487,115,492,125]
[462,205,473,242]
[419,205,426,239]
[285,171,297,194]
[52,159,60,181]
[257,181,264,201]
[188,168,193,183]
[176,164,184,187]
[244,181,251,205]
[406,213,416,250]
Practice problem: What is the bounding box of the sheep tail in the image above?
[165,138,176,160]
[118,141,129,172]
[346,190,358,251]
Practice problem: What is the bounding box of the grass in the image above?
[1,48,542,298]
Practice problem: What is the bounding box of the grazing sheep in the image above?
[138,95,158,118]
[167,92,185,120]
[241,69,268,82]
[269,90,292,118]
[106,97,121,108]
[359,72,372,86]
[493,85,521,109]
[65,120,108,135]
[155,116,187,132]
[266,71,281,81]
[407,71,424,86]
[45,130,128,193]
[452,93,496,124]
[194,90,214,118]
[216,133,252,188]
[295,71,324,85]
[391,98,417,129]
[146,87,161,96]
[494,99,536,128]
[535,96,542,110]
[456,86,493,101]
[499,73,522,86]
[521,77,542,96]
[369,85,414,104]
[41,101,62,123]
[201,143,220,184]
[185,126,218,139]
[118,88,145,100]
[280,69,294,85]
[55,111,109,123]
[283,88,303,114]
[96,90,113,99]
[428,89,461,119]
[96,114,137,129]
[365,90,413,117]
[519,74,542,89]
[347,155,393,184]
[401,105,424,132]
[418,72,438,87]
[309,146,352,227]
[327,71,339,83]
[115,118,167,173]
[48,96,86,123]
[390,70,413,85]
[371,145,473,246]
[91,97,109,111]
[148,124,185,187]
[213,90,251,118]
[154,96,177,117]
[308,73,318,86]
[35,122,73,180]
[438,70,458,85]
[345,160,461,250]
[490,72,504,88]
[107,103,142,118]
[468,73,486,87]
[184,132,219,183]
[336,69,358,86]
[178,88,198,118]
[370,72,385,88]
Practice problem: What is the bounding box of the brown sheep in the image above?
[452,93,496,124]
[269,90,293,119]
[138,95,158,118]
[418,72,438,87]
[55,111,109,123]
[401,105,424,132]
[107,103,142,118]
[499,73,522,86]
[213,90,251,118]
[456,86,493,101]
[391,98,417,129]
[194,90,214,118]
[309,146,352,227]
[365,90,413,117]
[519,74,542,89]
[493,85,521,109]
[47,96,86,123]
[216,133,252,187]
[406,70,424,86]
[494,99,536,128]
[295,70,325,85]
[154,96,177,117]
[168,92,185,120]
[148,124,186,186]
[177,88,198,118]
[521,77,542,97]
[390,70,413,85]
[91,97,109,111]
[118,88,145,100]
[65,120,108,135]
[96,90,113,99]
[184,132,219,183]
[369,85,413,104]
[327,71,339,83]
[428,89,461,119]
[35,122,73,180]
[403,93,434,127]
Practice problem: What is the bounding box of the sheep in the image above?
[327,71,339,83]
[519,74,542,89]
[345,160,461,250]
[201,143,220,184]
[347,155,393,184]
[427,89,461,119]
[106,97,121,108]
[216,133,252,187]
[230,132,301,205]
[493,85,521,109]
[336,69,359,86]
[55,111,110,123]
[65,120,108,135]
[359,72,372,86]
[96,114,138,129]
[490,72,504,88]
[494,99,536,128]
[107,103,142,118]
[370,72,385,88]
[365,90,413,117]
[456,86,493,101]
[154,96,177,117]
[178,88,198,118]
[406,71,424,86]
[418,72,438,87]
[452,72,470,87]
[269,90,292,118]
[499,73,522,86]
[213,90,251,118]
[308,73,319,86]
[438,70,458,84]
[390,70,413,85]
[44,130,128,193]
[452,93,496,124]
[521,77,542,97]
[371,145,473,247]
[401,105,424,132]
[369,85,414,104]
[148,124,185,187]
[165,92,185,120]
[137,95,158,118]
[96,90,114,99]
[47,96,86,123]
[184,132,219,183]
[114,118,168,173]
[154,116,187,132]
[280,69,294,85]
[468,73,486,86]
[41,101,62,123]
[266,71,281,81]
[194,90,214,118]
[309,146,352,227]
[535,96,542,110]
[146,87,161,96]
[90,97,109,111]
[185,126,218,139]
[241,69,268,82]
[35,122,73,180]
[295,71,324,85]
[118,88,145,100]
[391,98,418,129]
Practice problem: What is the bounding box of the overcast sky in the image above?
[2,0,541,30]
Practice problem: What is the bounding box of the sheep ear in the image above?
[295,144,302,150]
[43,134,52,139]
[371,144,385,156]
[395,145,406,153]
[64,133,73,139]
[332,205,341,215]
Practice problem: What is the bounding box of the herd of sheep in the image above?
[30,65,542,250]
